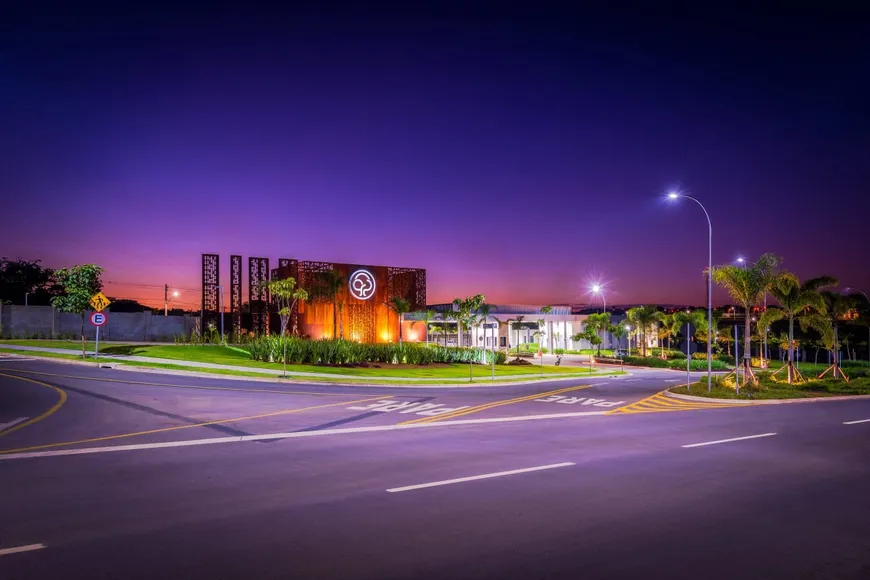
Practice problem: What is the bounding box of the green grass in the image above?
[675,373,870,400]
[0,339,133,351]
[0,343,600,380]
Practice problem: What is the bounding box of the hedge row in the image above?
[247,337,506,366]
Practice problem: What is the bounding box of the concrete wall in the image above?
[0,305,196,341]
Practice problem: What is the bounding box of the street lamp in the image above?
[164,285,180,316]
[668,191,713,391]
[844,288,869,362]
[625,325,632,356]
[591,284,606,313]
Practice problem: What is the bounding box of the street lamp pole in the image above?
[591,284,608,349]
[669,192,713,392]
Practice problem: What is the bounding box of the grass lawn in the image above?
[675,374,870,400]
[0,343,599,380]
[0,339,133,351]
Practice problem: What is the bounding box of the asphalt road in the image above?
[2,357,869,579]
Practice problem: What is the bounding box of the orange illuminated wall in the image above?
[294,262,425,343]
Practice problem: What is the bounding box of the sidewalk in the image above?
[0,344,607,383]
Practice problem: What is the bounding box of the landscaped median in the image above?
[0,341,621,385]
[668,365,870,401]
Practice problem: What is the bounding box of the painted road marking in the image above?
[347,400,471,417]
[0,372,67,438]
[843,419,870,425]
[386,462,575,493]
[682,433,777,448]
[0,395,388,455]
[534,395,624,407]
[401,384,593,425]
[0,543,46,556]
[1,369,352,397]
[608,392,748,414]
[0,417,28,432]
[0,411,608,461]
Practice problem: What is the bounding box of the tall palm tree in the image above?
[712,253,780,384]
[611,321,628,354]
[513,315,526,352]
[478,303,492,350]
[387,297,411,344]
[411,309,438,345]
[312,270,345,339]
[816,291,854,380]
[656,312,674,358]
[759,272,835,383]
[626,305,659,357]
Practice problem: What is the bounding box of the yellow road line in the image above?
[0,369,352,397]
[609,391,748,414]
[401,384,592,425]
[0,372,67,438]
[0,394,387,455]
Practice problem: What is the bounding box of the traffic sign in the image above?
[89,292,112,312]
[90,312,107,326]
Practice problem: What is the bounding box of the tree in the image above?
[713,253,780,384]
[311,270,344,339]
[267,277,308,376]
[387,296,411,344]
[815,291,854,381]
[0,258,59,305]
[625,305,659,357]
[479,303,493,350]
[51,264,104,358]
[611,322,628,354]
[759,271,835,383]
[656,312,674,358]
[414,309,438,345]
[671,310,706,357]
[584,312,611,355]
[452,294,486,380]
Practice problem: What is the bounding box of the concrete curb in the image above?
[664,389,870,405]
[0,352,624,389]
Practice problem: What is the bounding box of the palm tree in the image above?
[816,291,854,381]
[656,312,674,358]
[625,305,659,357]
[513,315,526,352]
[584,312,611,355]
[411,309,438,345]
[386,297,411,344]
[759,272,835,383]
[671,310,705,358]
[611,321,628,354]
[312,270,344,339]
[712,253,780,384]
[478,303,492,350]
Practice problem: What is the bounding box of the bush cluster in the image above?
[247,336,506,366]
[622,356,729,371]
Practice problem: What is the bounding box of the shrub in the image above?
[554,348,566,355]
[623,356,728,371]
[246,337,505,366]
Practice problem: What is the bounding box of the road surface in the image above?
[1,357,868,578]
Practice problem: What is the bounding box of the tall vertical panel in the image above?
[230,255,242,339]
[201,254,220,335]
[249,257,270,335]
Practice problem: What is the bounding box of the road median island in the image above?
[0,345,623,387]
[667,373,870,404]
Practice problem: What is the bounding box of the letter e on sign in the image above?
[90,312,108,327]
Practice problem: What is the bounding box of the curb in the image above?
[0,352,623,389]
[664,389,870,405]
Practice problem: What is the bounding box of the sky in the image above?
[2,2,868,309]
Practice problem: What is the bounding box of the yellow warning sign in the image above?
[89,292,112,312]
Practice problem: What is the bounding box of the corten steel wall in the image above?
[296,263,425,342]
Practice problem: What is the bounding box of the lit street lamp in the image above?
[668,191,713,391]
[591,284,607,313]
[164,285,180,316]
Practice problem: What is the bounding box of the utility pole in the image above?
[164,284,169,316]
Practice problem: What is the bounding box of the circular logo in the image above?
[349,269,376,300]
[90,312,107,326]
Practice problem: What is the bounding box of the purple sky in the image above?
[3,4,868,309]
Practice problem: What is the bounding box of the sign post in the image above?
[681,323,697,391]
[90,311,107,360]
[88,293,111,362]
